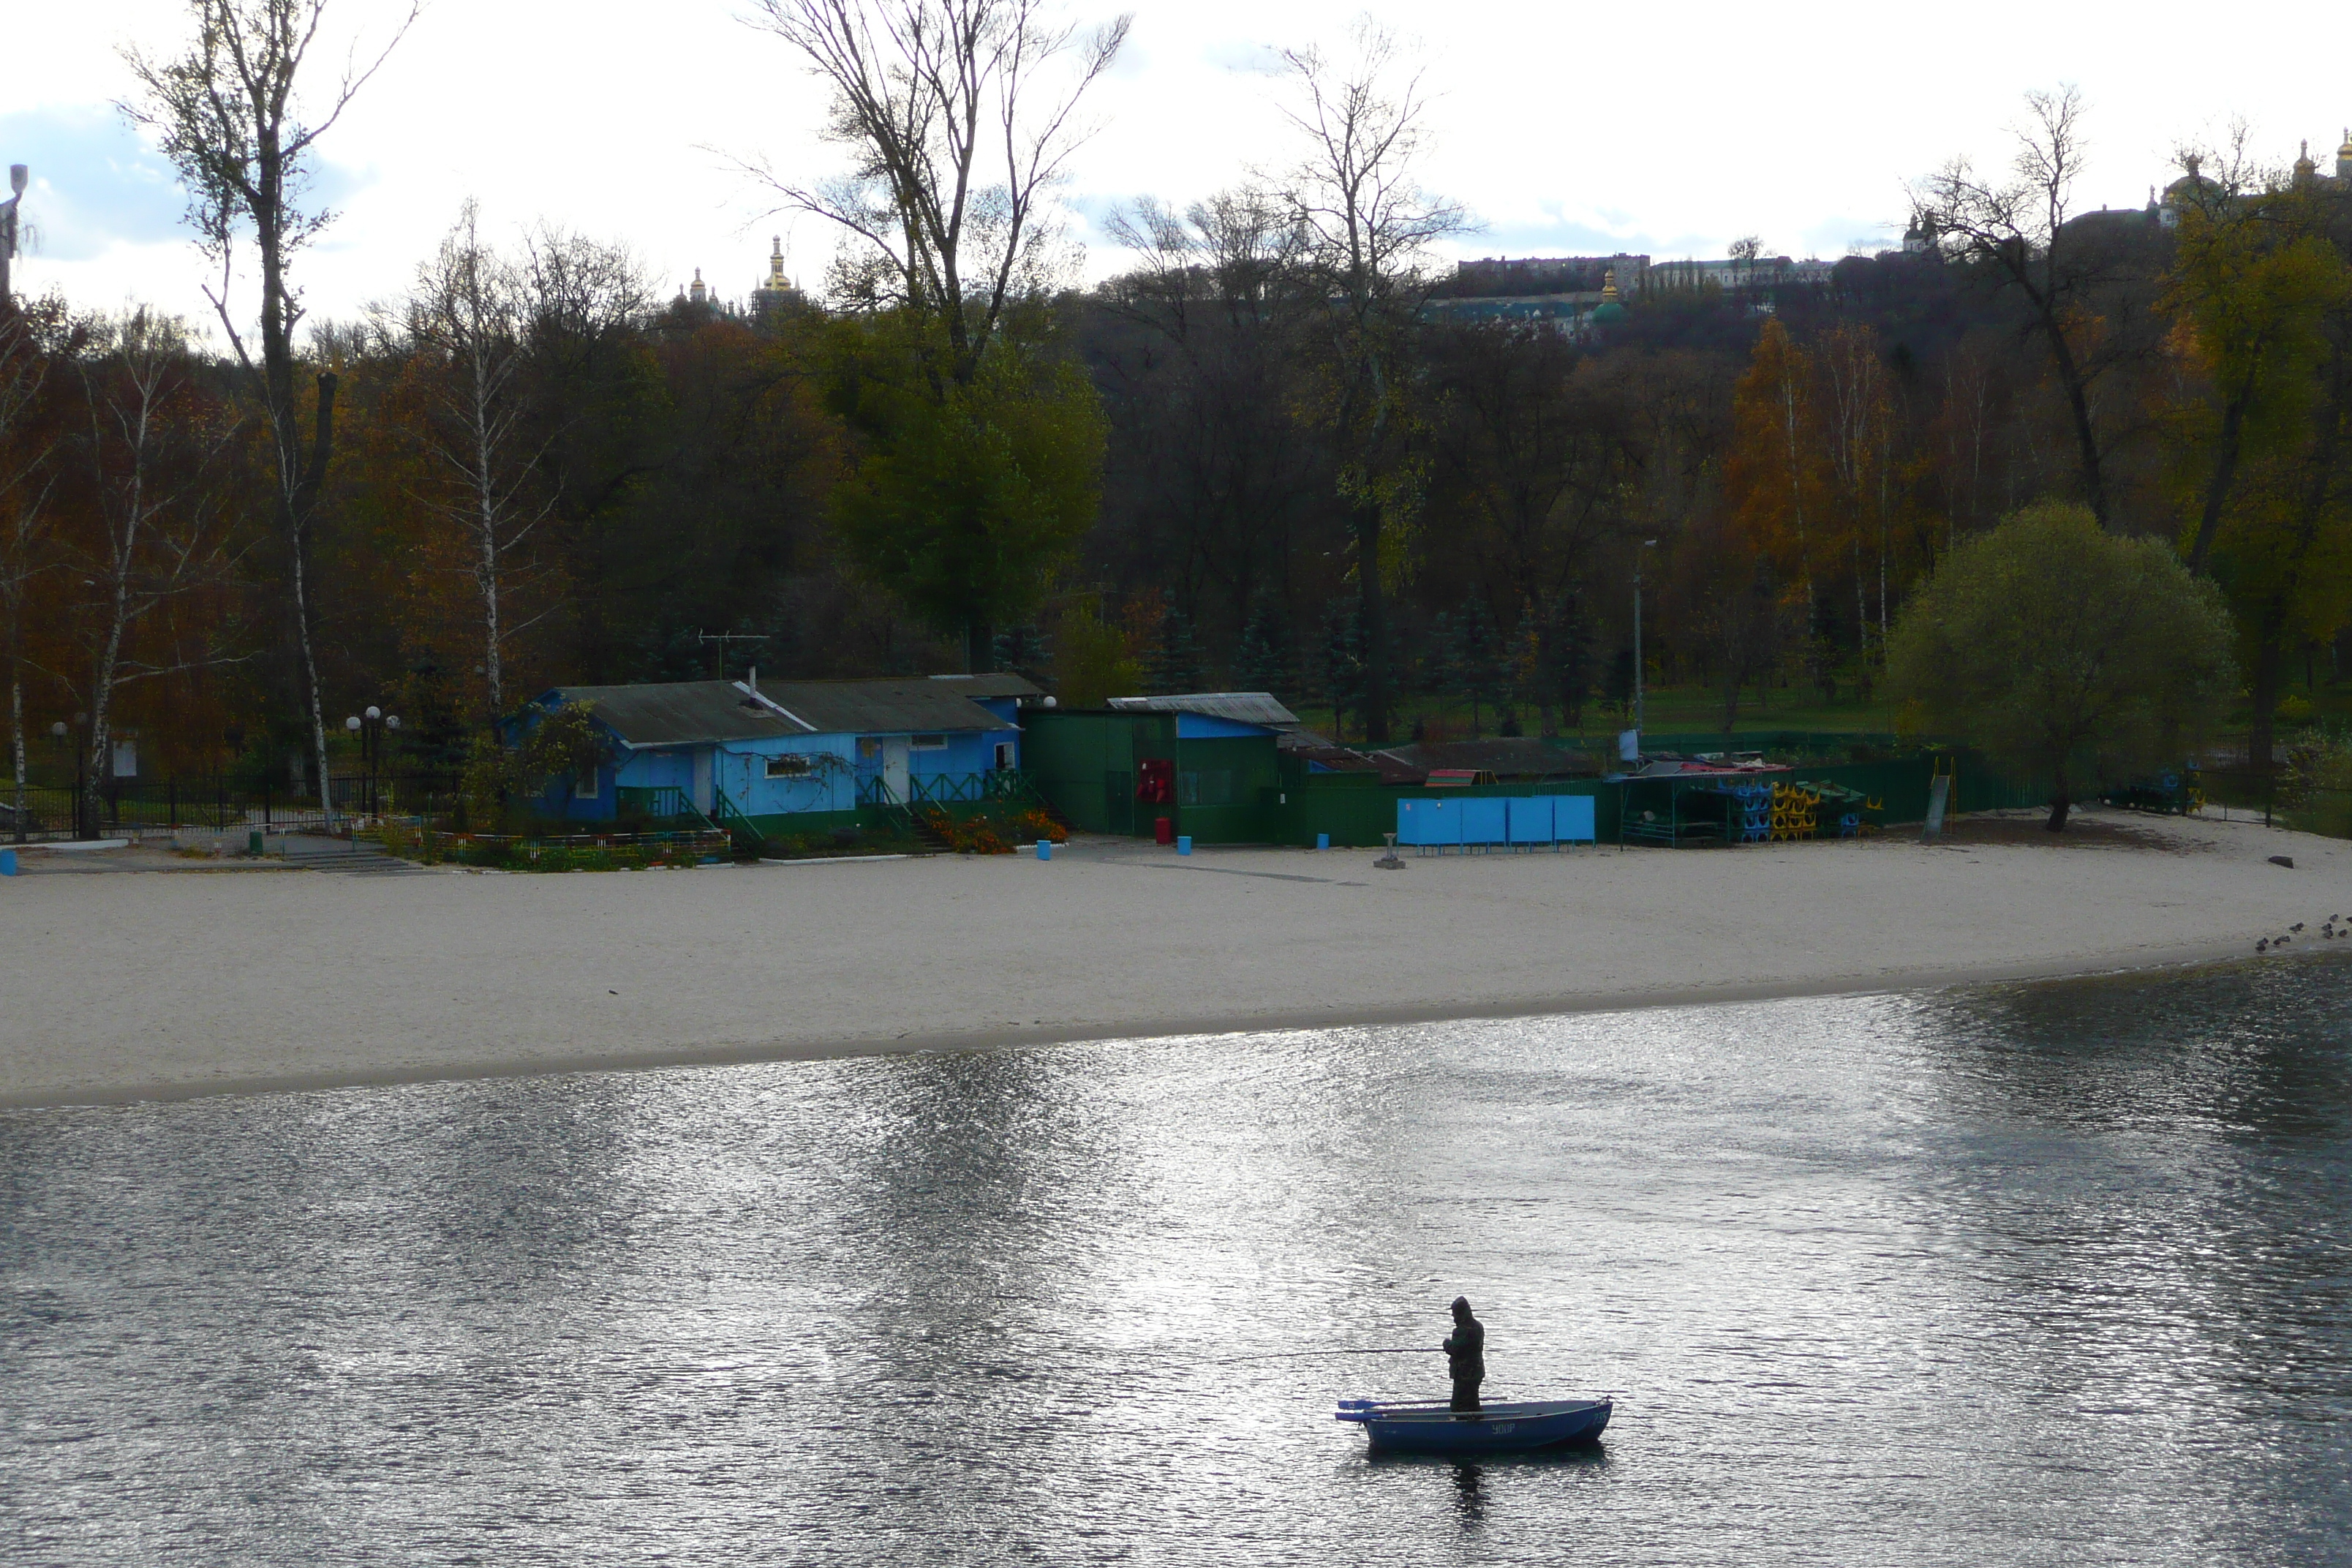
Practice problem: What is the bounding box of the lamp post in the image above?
[1632,538,1659,750]
[344,706,401,817]
[51,713,87,839]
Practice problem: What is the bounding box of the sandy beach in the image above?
[4,807,2348,1107]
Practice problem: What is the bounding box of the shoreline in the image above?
[7,806,2349,1112]
[0,938,2318,1112]
[0,930,2323,1114]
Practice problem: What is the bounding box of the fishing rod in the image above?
[1188,1346,1441,1366]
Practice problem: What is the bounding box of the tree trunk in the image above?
[1358,506,1387,745]
[2186,392,2251,572]
[284,374,338,826]
[2044,317,2111,527]
[472,327,505,717]
[2046,765,2070,832]
[2250,626,2283,774]
[10,668,23,846]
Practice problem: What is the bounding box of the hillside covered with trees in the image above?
[4,3,2348,816]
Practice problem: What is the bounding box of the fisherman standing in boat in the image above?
[1444,1296,1485,1413]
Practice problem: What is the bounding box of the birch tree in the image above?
[124,0,412,821]
[59,312,244,834]
[399,203,558,719]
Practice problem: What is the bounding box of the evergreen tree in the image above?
[1542,592,1591,731]
[993,623,1052,678]
[1455,598,1504,736]
[1145,592,1204,694]
[1319,599,1367,742]
[1423,610,1458,730]
[1232,601,1290,697]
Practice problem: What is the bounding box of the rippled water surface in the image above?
[6,960,2351,1565]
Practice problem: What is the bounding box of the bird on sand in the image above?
[2258,938,2270,952]
[2291,922,2304,932]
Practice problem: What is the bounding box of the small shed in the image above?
[508,674,1036,834]
[1026,692,1294,841]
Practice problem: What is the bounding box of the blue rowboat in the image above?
[1334,1398,1612,1455]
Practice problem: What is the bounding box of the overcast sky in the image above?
[7,0,2348,339]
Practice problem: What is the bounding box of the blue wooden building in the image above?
[508,674,1039,835]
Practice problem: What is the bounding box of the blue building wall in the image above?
[541,725,1019,823]
[709,736,860,817]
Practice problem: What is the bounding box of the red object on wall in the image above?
[1154,815,1175,845]
[1137,758,1175,804]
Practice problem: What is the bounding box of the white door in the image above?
[883,738,911,802]
[691,749,714,813]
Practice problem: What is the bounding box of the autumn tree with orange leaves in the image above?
[1726,318,1836,697]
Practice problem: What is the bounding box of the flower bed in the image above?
[372,819,733,870]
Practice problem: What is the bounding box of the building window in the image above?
[575,766,600,799]
[766,753,812,778]
[1178,769,1235,807]
[911,734,948,751]
[995,741,1015,771]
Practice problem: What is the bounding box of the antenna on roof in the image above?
[696,627,769,679]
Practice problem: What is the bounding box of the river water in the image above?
[4,958,2349,1565]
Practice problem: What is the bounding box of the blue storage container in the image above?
[1556,795,1597,843]
[1507,796,1554,843]
[1460,798,1508,845]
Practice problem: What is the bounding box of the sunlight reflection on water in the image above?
[4,959,2350,1564]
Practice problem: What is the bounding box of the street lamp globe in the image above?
[48,721,64,739]
[385,715,402,731]
[344,715,363,732]
[365,705,381,720]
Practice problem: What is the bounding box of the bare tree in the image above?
[124,0,413,822]
[1275,18,1467,742]
[1912,86,2144,529]
[396,203,561,719]
[59,312,246,835]
[747,0,1130,386]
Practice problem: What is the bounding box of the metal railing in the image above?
[616,785,693,821]
[2,775,453,840]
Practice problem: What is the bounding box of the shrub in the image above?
[1887,502,2236,830]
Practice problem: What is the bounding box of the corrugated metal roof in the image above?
[540,678,1015,747]
[757,678,1018,735]
[546,682,806,746]
[1105,692,1300,728]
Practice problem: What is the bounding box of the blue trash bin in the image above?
[1036,840,1052,861]
[1177,835,1192,856]
[1316,832,1330,851]
[0,848,15,877]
